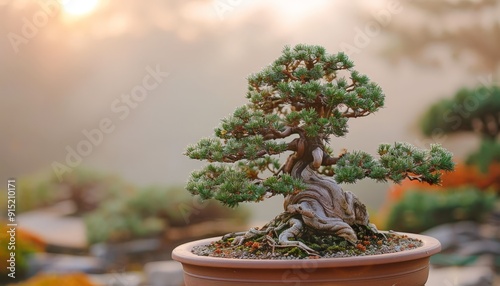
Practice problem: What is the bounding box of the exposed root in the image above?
[223,212,294,245]
[224,157,377,252]
[224,215,319,256]
[277,217,318,255]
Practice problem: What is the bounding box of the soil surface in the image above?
[192,225,423,260]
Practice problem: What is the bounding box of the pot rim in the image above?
[172,232,441,269]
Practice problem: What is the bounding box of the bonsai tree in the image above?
[185,44,454,254]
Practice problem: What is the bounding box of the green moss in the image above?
[286,247,307,258]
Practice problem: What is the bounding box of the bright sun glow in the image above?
[60,0,100,17]
[268,0,333,25]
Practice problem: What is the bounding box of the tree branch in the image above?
[283,69,298,81]
[407,174,423,183]
[321,148,347,166]
[263,126,302,140]
[343,110,371,118]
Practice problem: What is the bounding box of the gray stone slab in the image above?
[426,266,494,286]
[422,221,480,251]
[144,260,184,286]
[28,253,106,275]
[17,201,87,249]
[88,272,144,286]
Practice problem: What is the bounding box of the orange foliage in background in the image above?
[8,273,96,286]
[374,162,500,229]
[13,227,45,252]
[0,223,46,282]
[0,222,45,264]
[388,161,500,201]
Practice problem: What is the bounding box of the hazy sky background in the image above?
[1,0,493,221]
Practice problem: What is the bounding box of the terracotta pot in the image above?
[172,233,441,286]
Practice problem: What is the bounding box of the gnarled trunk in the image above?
[225,138,375,250]
[283,152,371,243]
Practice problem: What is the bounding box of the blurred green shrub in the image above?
[0,168,134,214]
[386,187,496,233]
[466,139,500,173]
[85,186,249,244]
[49,168,136,214]
[0,174,60,213]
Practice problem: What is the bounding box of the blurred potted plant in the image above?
[85,186,248,244]
[173,44,454,285]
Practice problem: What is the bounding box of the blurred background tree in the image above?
[0,168,134,214]
[85,185,248,244]
[420,86,500,172]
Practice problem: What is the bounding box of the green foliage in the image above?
[0,173,61,214]
[0,167,134,213]
[11,177,58,213]
[334,142,454,184]
[386,187,497,233]
[85,197,165,244]
[466,138,500,173]
[0,168,129,214]
[246,44,384,137]
[53,168,133,213]
[420,85,500,139]
[187,163,305,207]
